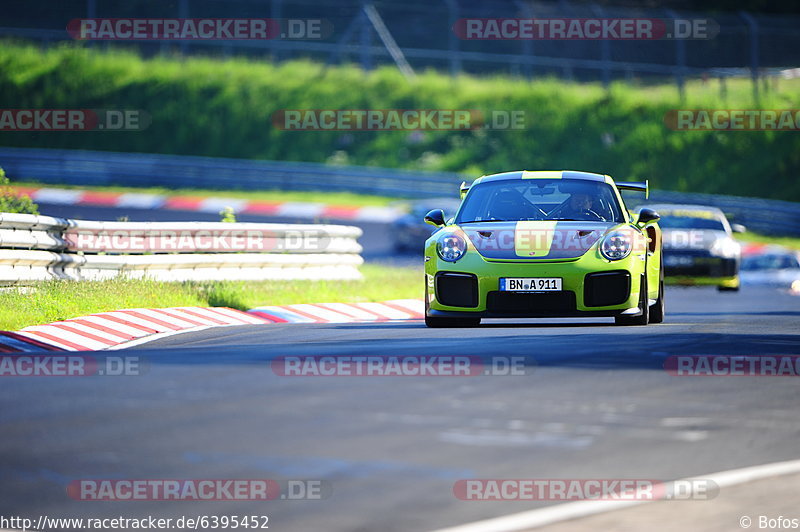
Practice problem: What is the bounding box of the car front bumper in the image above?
[663,250,739,278]
[425,248,648,318]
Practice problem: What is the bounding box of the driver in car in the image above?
[556,191,601,220]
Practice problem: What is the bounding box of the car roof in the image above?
[474,170,610,185]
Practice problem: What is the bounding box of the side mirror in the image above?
[637,208,660,226]
[424,209,446,227]
[731,223,746,234]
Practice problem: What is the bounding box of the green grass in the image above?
[3,229,798,332]
[11,180,397,207]
[0,278,207,331]
[1,40,799,201]
[0,264,422,331]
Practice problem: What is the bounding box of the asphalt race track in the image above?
[1,285,799,531]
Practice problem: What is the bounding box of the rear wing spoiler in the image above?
[459,181,471,199]
[616,180,649,199]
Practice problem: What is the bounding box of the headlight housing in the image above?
[710,237,740,258]
[600,231,633,261]
[436,232,467,262]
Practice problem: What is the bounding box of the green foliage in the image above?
[0,167,39,214]
[1,41,799,201]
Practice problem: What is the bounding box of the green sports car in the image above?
[423,170,664,327]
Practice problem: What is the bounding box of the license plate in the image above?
[665,256,694,267]
[500,278,562,292]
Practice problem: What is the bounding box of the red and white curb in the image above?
[0,307,266,353]
[11,186,402,223]
[0,300,424,352]
[249,299,423,323]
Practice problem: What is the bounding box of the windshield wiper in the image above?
[460,219,514,223]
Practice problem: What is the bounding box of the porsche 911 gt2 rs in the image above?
[423,170,664,327]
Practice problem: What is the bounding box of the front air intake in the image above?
[584,271,631,307]
[435,272,479,308]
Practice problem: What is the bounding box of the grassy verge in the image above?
[0,264,422,331]
[12,181,396,207]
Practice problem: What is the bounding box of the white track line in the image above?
[431,458,800,532]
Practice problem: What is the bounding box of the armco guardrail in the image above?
[2,146,799,236]
[632,190,800,237]
[0,213,363,284]
[0,146,465,199]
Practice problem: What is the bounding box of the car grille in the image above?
[663,251,737,277]
[486,291,576,314]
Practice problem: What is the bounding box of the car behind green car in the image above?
[639,204,743,291]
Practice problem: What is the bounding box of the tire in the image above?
[649,253,666,324]
[425,316,481,328]
[717,281,740,292]
[717,285,739,292]
[615,274,649,326]
[649,278,665,323]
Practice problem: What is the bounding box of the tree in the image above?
[0,167,39,214]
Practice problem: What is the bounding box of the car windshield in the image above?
[657,214,727,231]
[456,178,624,224]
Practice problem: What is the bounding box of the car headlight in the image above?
[600,231,633,261]
[436,232,467,262]
[710,238,740,258]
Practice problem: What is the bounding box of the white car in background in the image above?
[740,249,800,291]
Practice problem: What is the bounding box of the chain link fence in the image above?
[2,0,799,90]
